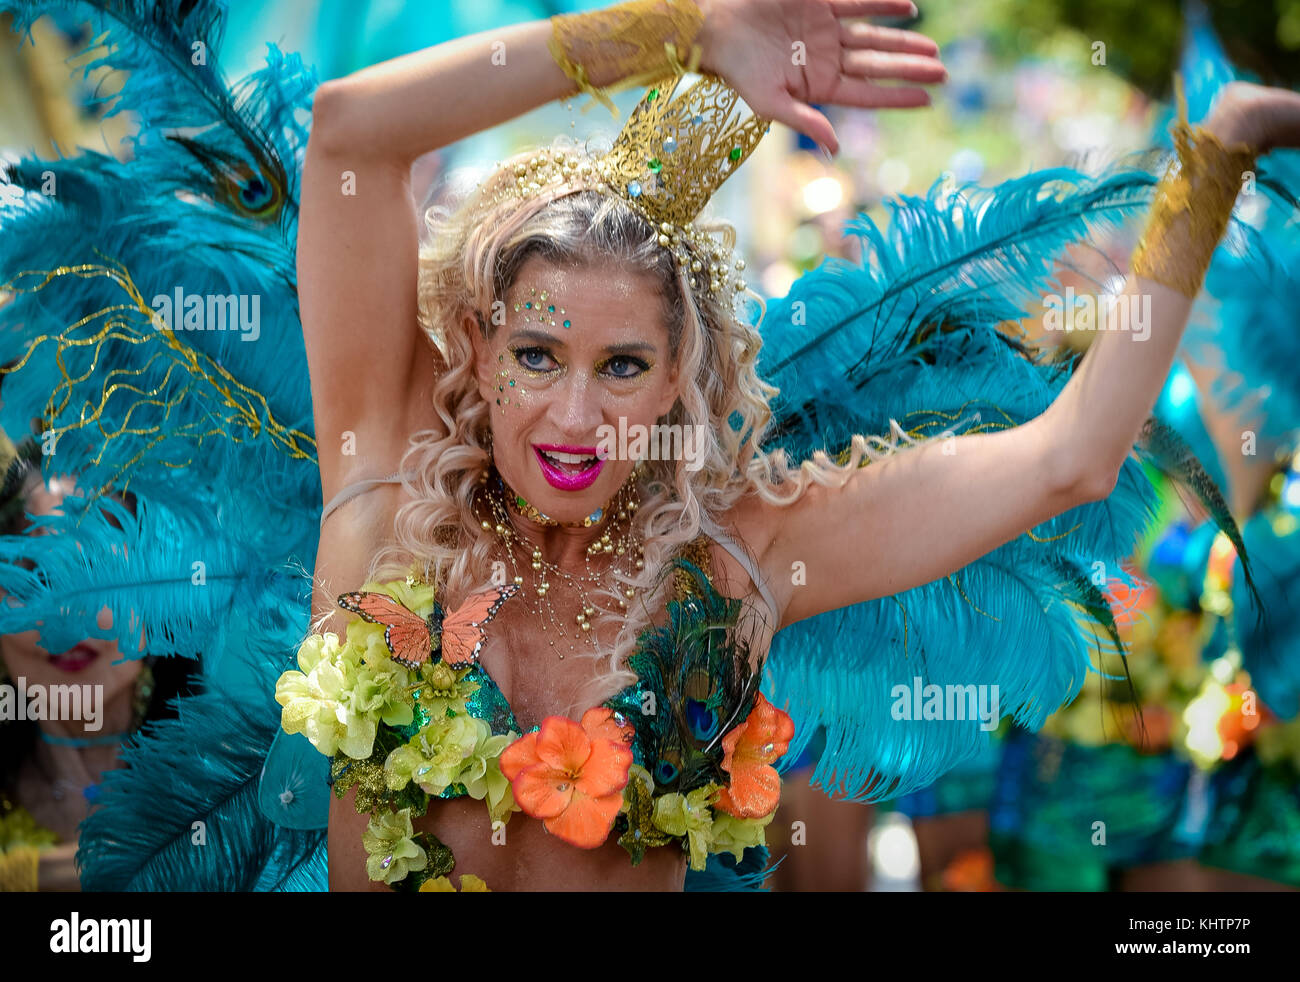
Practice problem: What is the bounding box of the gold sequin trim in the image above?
[1132,79,1258,298]
[548,0,704,116]
[671,531,715,603]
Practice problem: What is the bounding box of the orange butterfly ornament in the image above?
[336,583,518,669]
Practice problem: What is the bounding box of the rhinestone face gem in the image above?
[627,180,642,198]
[381,855,393,869]
[648,158,662,173]
[729,147,742,161]
[662,136,677,154]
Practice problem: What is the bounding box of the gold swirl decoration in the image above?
[0,256,315,492]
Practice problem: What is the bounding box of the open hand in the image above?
[1206,81,1300,154]
[697,0,946,154]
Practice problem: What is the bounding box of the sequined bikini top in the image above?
[424,533,719,795]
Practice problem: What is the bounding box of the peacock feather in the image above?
[609,560,763,795]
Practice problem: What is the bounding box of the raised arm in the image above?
[299,18,580,498]
[748,82,1300,630]
[300,0,945,503]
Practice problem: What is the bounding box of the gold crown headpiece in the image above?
[476,73,770,311]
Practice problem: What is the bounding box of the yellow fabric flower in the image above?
[419,873,490,892]
[276,632,378,759]
[652,784,719,871]
[709,809,775,862]
[0,801,58,853]
[362,808,426,885]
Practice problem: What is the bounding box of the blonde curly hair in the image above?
[369,136,884,707]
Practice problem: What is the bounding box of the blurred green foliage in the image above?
[916,0,1300,96]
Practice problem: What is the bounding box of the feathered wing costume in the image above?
[0,0,1284,890]
[0,0,326,888]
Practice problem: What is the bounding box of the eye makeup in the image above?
[594,354,654,380]
[509,345,564,379]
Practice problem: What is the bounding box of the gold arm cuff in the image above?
[549,0,705,117]
[1131,80,1258,298]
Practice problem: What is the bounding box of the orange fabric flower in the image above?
[714,692,795,818]
[499,708,635,848]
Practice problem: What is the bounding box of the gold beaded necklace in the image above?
[475,468,646,659]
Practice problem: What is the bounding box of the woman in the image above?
[294,0,1300,890]
[0,435,195,891]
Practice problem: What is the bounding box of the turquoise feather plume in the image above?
[756,162,1268,801]
[77,653,324,891]
[1167,6,1300,450]
[0,0,325,889]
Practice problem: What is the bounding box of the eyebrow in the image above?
[507,328,657,355]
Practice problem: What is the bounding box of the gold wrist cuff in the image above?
[1132,88,1257,298]
[549,0,705,117]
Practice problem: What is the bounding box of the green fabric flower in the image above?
[617,765,674,864]
[415,661,480,720]
[277,581,433,758]
[652,784,719,871]
[351,658,415,729]
[362,807,427,885]
[384,714,481,795]
[709,809,775,862]
[364,576,436,618]
[458,725,519,823]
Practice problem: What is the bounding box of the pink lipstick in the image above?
[533,444,604,491]
[48,643,98,673]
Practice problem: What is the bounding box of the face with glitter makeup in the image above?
[471,255,680,524]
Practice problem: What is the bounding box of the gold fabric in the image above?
[670,532,715,603]
[1132,92,1257,298]
[548,0,705,116]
